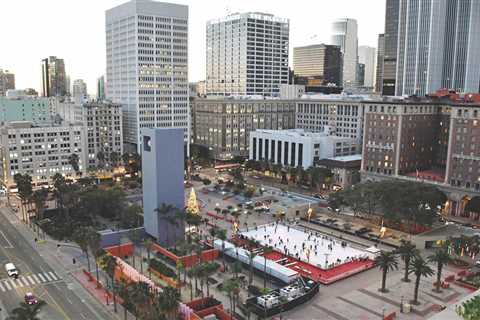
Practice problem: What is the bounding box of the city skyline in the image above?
[0,0,385,94]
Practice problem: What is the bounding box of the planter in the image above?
[148,267,180,288]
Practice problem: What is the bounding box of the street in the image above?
[0,204,115,320]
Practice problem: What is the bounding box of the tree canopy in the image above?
[330,180,447,231]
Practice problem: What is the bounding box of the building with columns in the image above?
[249,129,358,168]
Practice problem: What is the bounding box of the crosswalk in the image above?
[0,271,61,292]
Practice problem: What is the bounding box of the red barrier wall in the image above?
[152,243,219,268]
[104,243,134,257]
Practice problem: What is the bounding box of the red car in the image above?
[24,292,38,305]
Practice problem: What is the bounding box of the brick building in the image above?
[361,91,480,222]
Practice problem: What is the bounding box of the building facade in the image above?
[279,84,305,99]
[41,56,67,97]
[381,0,399,95]
[206,12,289,97]
[317,154,362,189]
[360,93,480,221]
[141,128,184,244]
[106,0,189,150]
[72,79,88,99]
[53,101,123,170]
[0,122,86,187]
[375,34,385,93]
[295,97,366,145]
[0,96,52,125]
[192,98,295,159]
[293,44,342,86]
[97,76,105,100]
[395,0,480,96]
[0,70,15,96]
[249,129,358,168]
[331,18,358,88]
[358,46,376,88]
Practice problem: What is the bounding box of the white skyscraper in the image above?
[331,18,358,88]
[106,0,189,151]
[358,46,376,88]
[206,12,290,97]
[395,0,480,96]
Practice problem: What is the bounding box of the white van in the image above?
[5,263,18,278]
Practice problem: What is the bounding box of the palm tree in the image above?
[204,262,219,297]
[97,151,106,169]
[428,249,452,293]
[215,228,228,270]
[110,151,120,168]
[6,300,47,320]
[87,229,103,284]
[102,254,119,313]
[155,203,175,247]
[13,173,33,223]
[129,228,143,269]
[73,226,91,272]
[32,188,48,221]
[143,238,153,278]
[221,278,240,318]
[247,250,257,285]
[375,251,399,292]
[397,240,418,282]
[409,255,434,304]
[155,286,179,320]
[68,153,80,175]
[262,246,273,290]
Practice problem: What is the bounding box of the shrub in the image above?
[203,178,211,186]
[149,258,176,279]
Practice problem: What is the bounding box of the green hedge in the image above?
[149,258,176,279]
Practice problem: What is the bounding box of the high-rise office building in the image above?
[382,0,399,96]
[206,12,289,97]
[358,46,376,88]
[375,34,385,93]
[0,69,15,96]
[331,18,358,88]
[293,44,342,86]
[72,79,88,99]
[97,76,105,100]
[106,0,189,150]
[41,56,67,97]
[395,0,480,96]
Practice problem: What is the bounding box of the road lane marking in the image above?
[44,273,52,281]
[20,277,30,286]
[38,274,46,282]
[0,230,13,248]
[48,272,58,280]
[3,281,10,290]
[33,274,40,283]
[9,279,17,288]
[14,279,23,287]
[27,276,35,285]
[0,282,4,292]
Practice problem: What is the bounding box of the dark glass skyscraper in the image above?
[381,0,399,96]
[41,56,66,97]
[375,34,385,93]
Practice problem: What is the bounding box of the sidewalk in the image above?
[73,269,135,320]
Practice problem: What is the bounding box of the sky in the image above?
[0,0,385,95]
